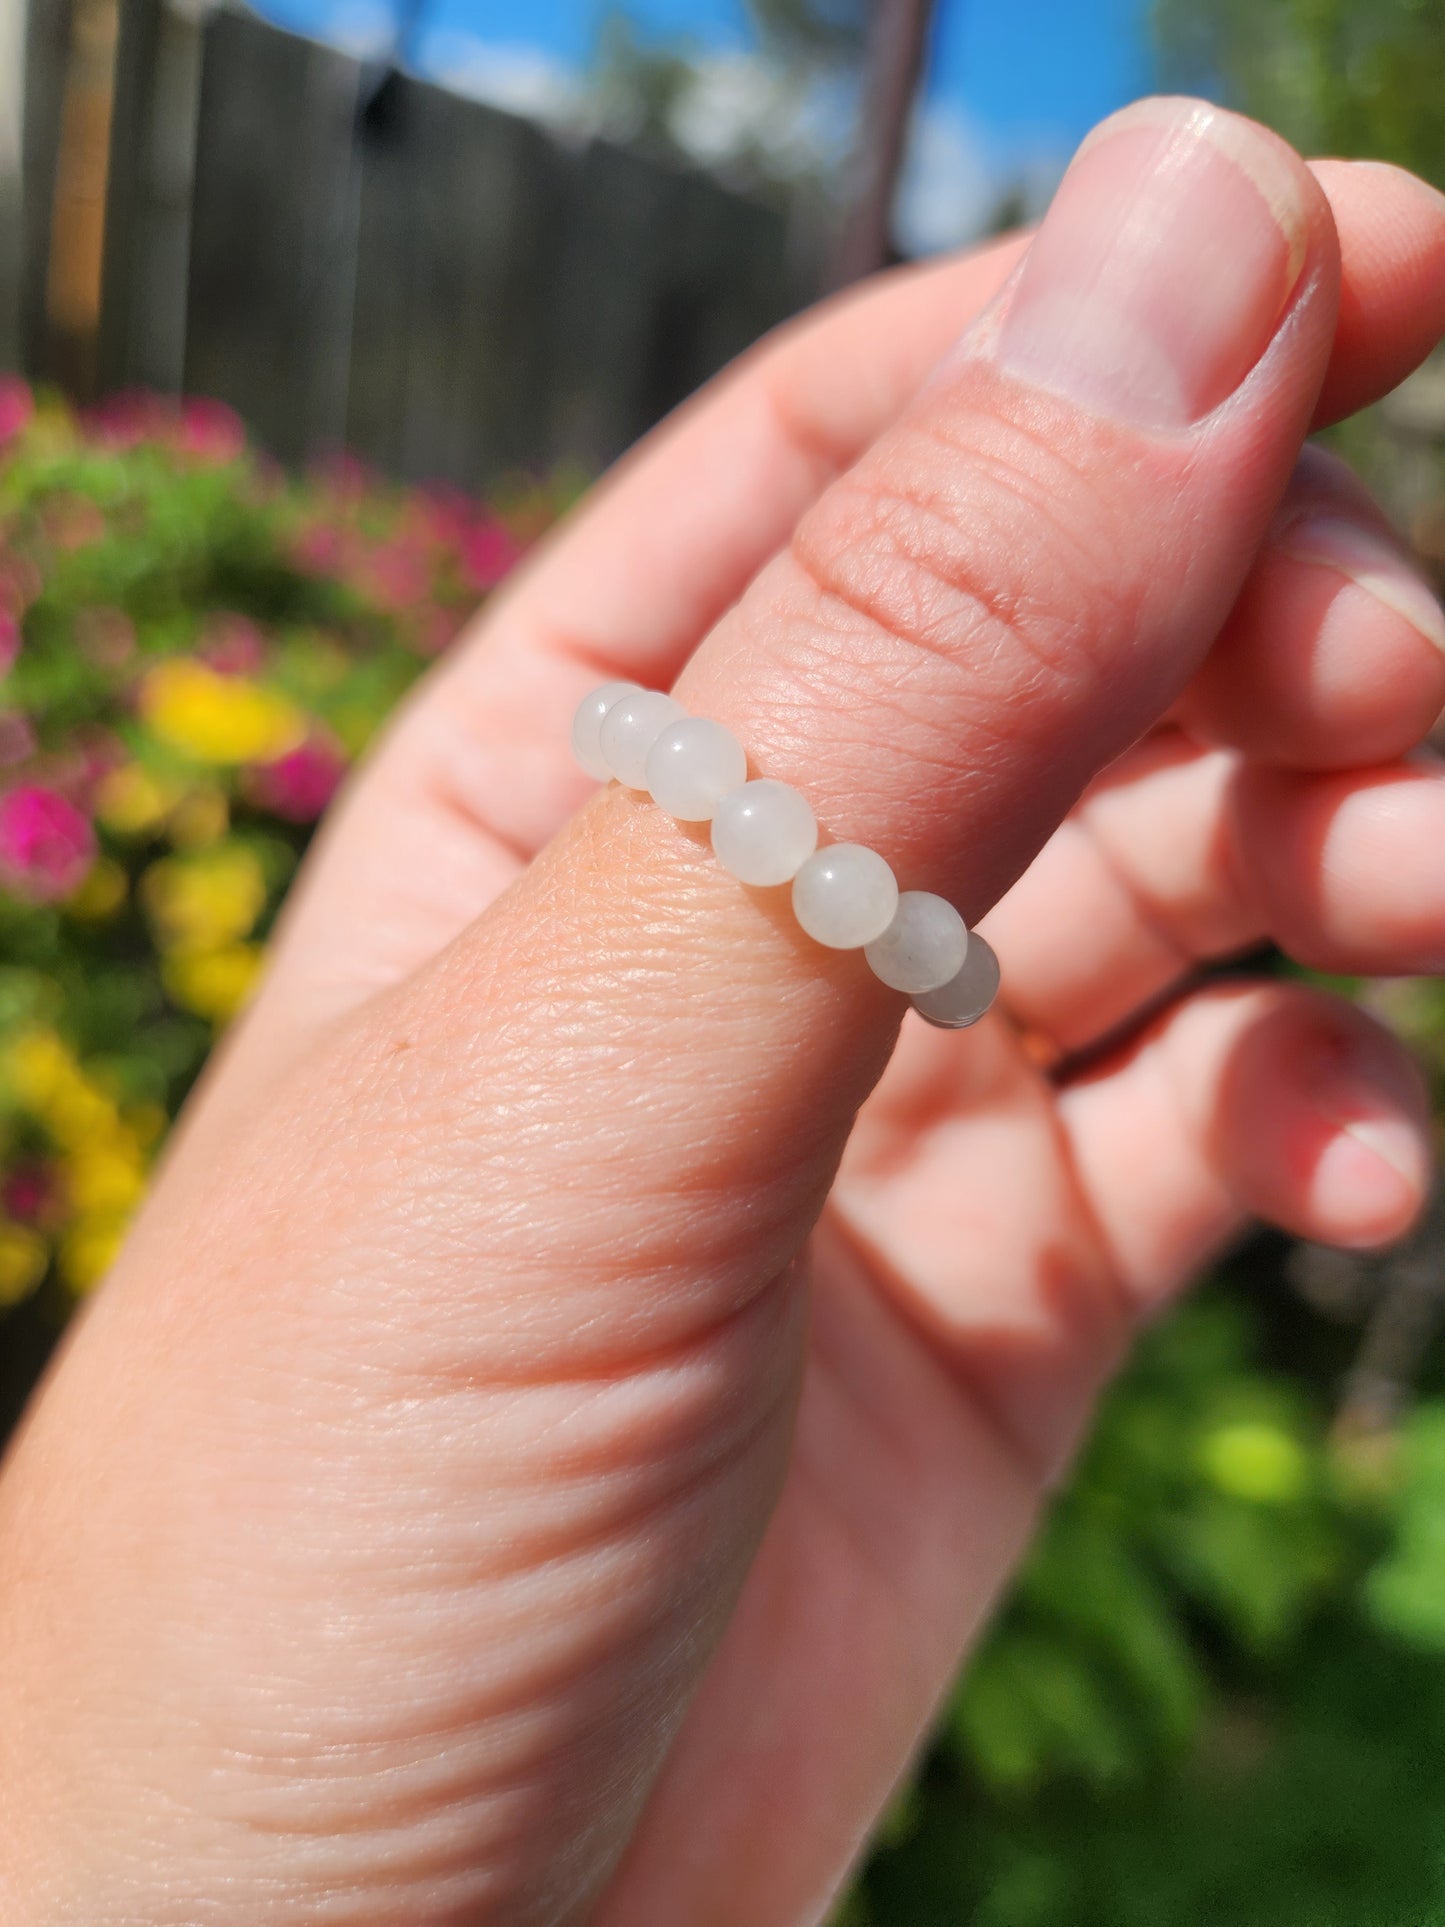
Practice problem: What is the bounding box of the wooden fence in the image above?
[18,0,819,485]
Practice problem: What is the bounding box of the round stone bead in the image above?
[792,843,898,950]
[598,689,686,789]
[571,680,641,781]
[711,779,818,887]
[864,891,968,994]
[645,716,747,821]
[911,930,1000,1029]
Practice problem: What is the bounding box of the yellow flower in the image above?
[142,844,268,951]
[94,763,179,836]
[59,1215,127,1294]
[139,660,305,765]
[64,855,128,920]
[2,1027,75,1109]
[0,1222,47,1307]
[1198,1420,1308,1505]
[64,1140,147,1216]
[167,786,230,851]
[162,942,264,1022]
[43,1081,119,1148]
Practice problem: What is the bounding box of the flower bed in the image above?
[0,379,564,1309]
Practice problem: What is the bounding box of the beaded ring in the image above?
[571,682,1000,1031]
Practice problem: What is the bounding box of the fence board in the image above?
[98,0,202,394]
[183,7,359,460]
[0,0,29,368]
[24,1,813,483]
[347,74,567,483]
[20,0,74,381]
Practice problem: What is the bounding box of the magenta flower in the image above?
[246,732,346,823]
[0,377,33,447]
[3,1161,57,1226]
[177,397,246,464]
[0,610,18,676]
[460,519,524,592]
[0,785,96,902]
[86,389,166,449]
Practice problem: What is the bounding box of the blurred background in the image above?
[1,1,1444,1922]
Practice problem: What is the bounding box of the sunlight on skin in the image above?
[3,106,1445,1926]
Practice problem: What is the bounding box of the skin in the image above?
[3,99,1445,1925]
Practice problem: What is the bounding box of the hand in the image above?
[4,98,1445,1925]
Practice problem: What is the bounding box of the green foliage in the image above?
[852,1296,1445,1926]
[1157,0,1445,182]
[1367,1404,1445,1650]
[745,0,868,60]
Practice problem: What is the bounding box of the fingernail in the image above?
[1307,1030,1431,1237]
[1276,514,1445,656]
[998,97,1311,428]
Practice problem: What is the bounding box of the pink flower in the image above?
[74,606,135,671]
[309,450,373,503]
[199,612,265,676]
[246,731,346,823]
[0,377,34,447]
[176,397,246,464]
[460,519,524,592]
[0,556,43,616]
[0,712,37,766]
[290,520,346,575]
[71,725,125,793]
[0,785,95,902]
[86,389,166,449]
[42,494,107,552]
[412,488,473,550]
[0,609,18,676]
[363,538,430,611]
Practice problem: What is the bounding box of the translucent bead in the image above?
[571,680,641,781]
[598,689,686,789]
[864,891,968,993]
[911,931,1000,1029]
[792,843,898,950]
[711,778,818,886]
[645,717,747,821]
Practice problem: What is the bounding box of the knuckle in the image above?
[788,404,1148,709]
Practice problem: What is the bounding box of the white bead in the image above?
[646,717,747,821]
[864,891,968,993]
[598,689,686,788]
[711,778,818,886]
[792,843,898,950]
[911,931,1000,1029]
[571,680,641,780]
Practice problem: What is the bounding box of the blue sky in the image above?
[250,0,1157,248]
